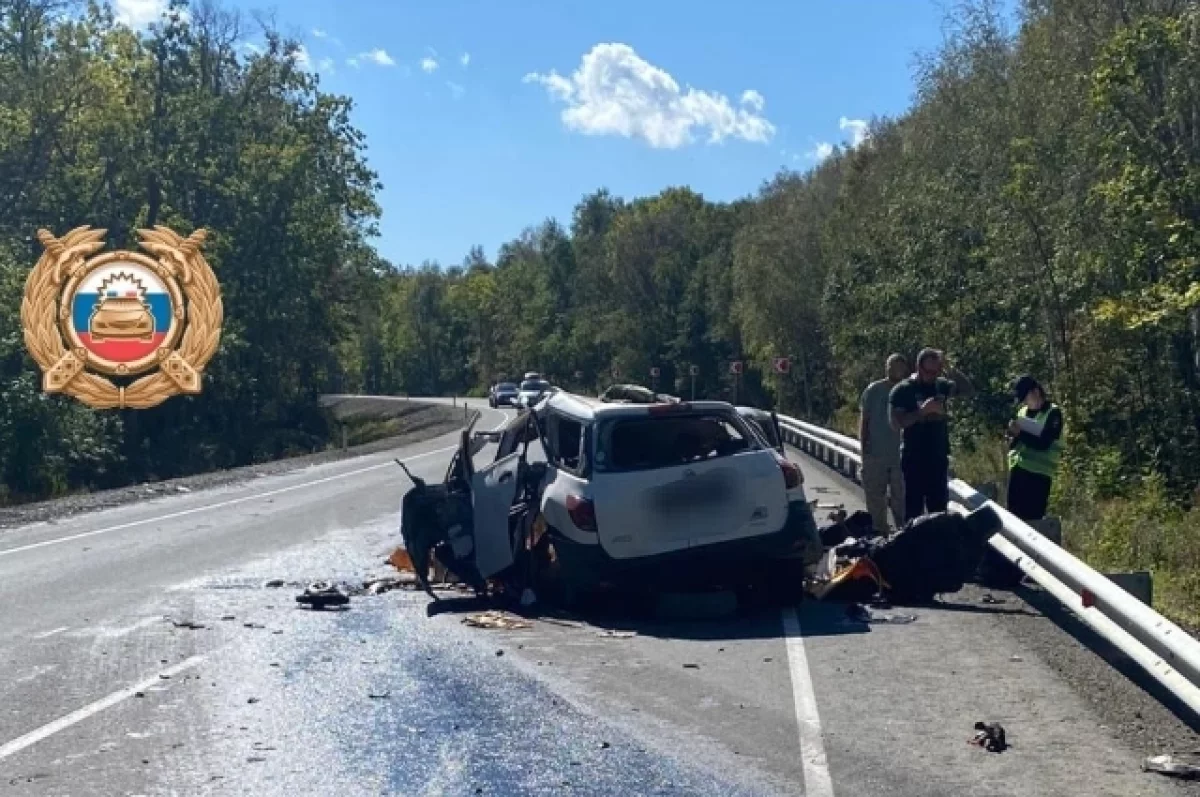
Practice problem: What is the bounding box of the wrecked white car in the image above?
[396,392,823,603]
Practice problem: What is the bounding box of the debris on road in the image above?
[462,611,531,630]
[263,579,285,589]
[969,722,1008,753]
[809,507,1003,606]
[844,602,917,625]
[1142,753,1200,780]
[295,582,350,610]
[597,630,636,639]
[363,576,411,595]
[368,690,391,699]
[682,663,700,669]
[168,618,206,630]
[981,593,1006,605]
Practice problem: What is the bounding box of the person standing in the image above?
[889,348,976,522]
[859,354,909,532]
[1006,375,1064,521]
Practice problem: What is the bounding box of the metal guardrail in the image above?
[775,413,1200,720]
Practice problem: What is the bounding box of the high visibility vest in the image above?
[1008,403,1063,478]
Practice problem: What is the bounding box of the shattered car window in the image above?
[594,412,755,473]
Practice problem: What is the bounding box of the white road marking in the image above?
[97,616,166,639]
[0,445,455,559]
[782,607,835,797]
[0,655,206,762]
[33,626,69,639]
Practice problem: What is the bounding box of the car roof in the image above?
[544,390,738,420]
[735,406,774,421]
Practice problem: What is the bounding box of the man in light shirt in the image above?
[859,354,908,532]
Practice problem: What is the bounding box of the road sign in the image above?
[773,357,791,375]
[650,366,661,378]
[730,361,744,375]
[689,365,699,376]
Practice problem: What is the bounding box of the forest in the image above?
[1,0,1199,618]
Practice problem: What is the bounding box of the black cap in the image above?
[1013,375,1040,402]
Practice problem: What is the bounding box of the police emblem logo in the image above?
[21,225,223,410]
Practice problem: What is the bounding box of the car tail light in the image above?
[777,455,802,489]
[566,494,598,532]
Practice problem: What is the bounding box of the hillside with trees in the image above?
[2,0,1199,618]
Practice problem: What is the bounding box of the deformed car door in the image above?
[470,452,522,579]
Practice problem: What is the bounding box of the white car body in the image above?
[484,393,815,572]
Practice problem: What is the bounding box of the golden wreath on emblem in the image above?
[20,225,223,410]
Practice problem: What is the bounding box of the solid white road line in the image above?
[0,655,206,762]
[0,409,510,561]
[782,607,835,797]
[33,626,69,639]
[0,445,455,559]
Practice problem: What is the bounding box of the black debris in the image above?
[969,721,1008,753]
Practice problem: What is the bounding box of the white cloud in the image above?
[839,117,869,148]
[347,57,360,69]
[806,142,835,162]
[740,89,765,113]
[291,45,312,69]
[364,49,395,66]
[312,28,328,38]
[318,57,336,74]
[113,0,177,28]
[460,52,471,67]
[523,43,775,149]
[447,81,465,99]
[421,56,439,73]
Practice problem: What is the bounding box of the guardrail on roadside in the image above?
[775,413,1200,721]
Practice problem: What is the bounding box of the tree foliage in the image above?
[7,0,1200,520]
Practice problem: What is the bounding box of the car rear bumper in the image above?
[548,499,819,591]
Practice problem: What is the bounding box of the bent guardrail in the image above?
[775,413,1200,720]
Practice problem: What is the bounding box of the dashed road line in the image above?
[0,655,207,762]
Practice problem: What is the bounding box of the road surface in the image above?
[0,400,1196,796]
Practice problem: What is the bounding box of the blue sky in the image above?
[115,0,1017,268]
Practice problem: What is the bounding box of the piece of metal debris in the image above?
[295,582,350,610]
[368,691,391,699]
[169,619,206,630]
[263,579,285,589]
[1143,753,1200,780]
[683,663,700,669]
[462,611,532,630]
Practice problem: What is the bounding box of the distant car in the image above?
[489,382,519,408]
[515,378,552,409]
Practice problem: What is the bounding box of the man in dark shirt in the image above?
[1006,375,1064,521]
[889,348,976,522]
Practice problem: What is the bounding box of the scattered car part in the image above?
[1142,753,1200,779]
[295,581,349,610]
[969,722,1008,753]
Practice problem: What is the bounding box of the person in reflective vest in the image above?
[1006,375,1064,521]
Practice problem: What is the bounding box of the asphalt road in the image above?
[1,399,1197,796]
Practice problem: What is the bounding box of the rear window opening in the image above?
[595,412,756,473]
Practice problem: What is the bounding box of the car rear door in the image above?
[589,409,788,560]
